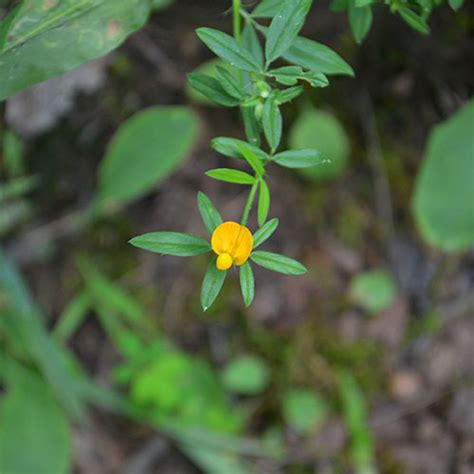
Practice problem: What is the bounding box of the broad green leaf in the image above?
[215,66,246,100]
[211,137,269,162]
[349,270,397,315]
[289,108,350,181]
[265,0,313,63]
[242,106,261,147]
[198,192,223,234]
[268,66,304,86]
[282,389,328,434]
[338,371,376,474]
[275,86,304,105]
[252,0,286,18]
[242,23,264,69]
[223,354,269,394]
[0,367,72,474]
[398,6,430,34]
[0,0,151,101]
[262,98,282,151]
[448,0,464,10]
[258,180,270,226]
[253,218,279,248]
[251,251,307,275]
[239,262,255,308]
[206,168,257,185]
[129,232,211,256]
[201,258,227,311]
[413,99,474,251]
[282,36,354,76]
[273,149,329,169]
[348,3,373,44]
[188,72,240,106]
[97,107,198,208]
[196,28,262,73]
[238,144,265,176]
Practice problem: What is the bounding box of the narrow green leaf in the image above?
[238,144,265,177]
[282,35,354,76]
[239,262,255,307]
[253,218,279,248]
[201,258,227,311]
[265,0,313,63]
[242,23,264,69]
[187,73,240,106]
[398,7,430,34]
[251,251,307,275]
[262,98,282,151]
[97,107,198,208]
[349,3,373,44]
[215,66,245,100]
[197,192,223,234]
[273,149,330,168]
[53,292,92,344]
[252,0,286,18]
[258,180,270,226]
[242,106,261,147]
[303,71,329,88]
[206,168,257,185]
[268,66,304,86]
[211,137,269,162]
[129,232,211,256]
[196,27,262,72]
[275,86,304,105]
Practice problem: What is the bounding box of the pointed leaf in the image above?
[215,66,246,100]
[252,0,286,18]
[275,86,304,105]
[265,0,313,63]
[129,232,211,256]
[197,192,223,234]
[187,73,240,106]
[349,3,373,44]
[206,168,257,185]
[273,149,330,168]
[238,144,265,177]
[262,98,282,151]
[201,258,227,311]
[268,66,304,86]
[253,218,279,248]
[258,180,270,226]
[196,27,262,73]
[239,262,255,307]
[242,23,264,68]
[251,251,307,275]
[211,137,269,162]
[242,106,261,147]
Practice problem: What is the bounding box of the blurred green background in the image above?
[0,1,473,473]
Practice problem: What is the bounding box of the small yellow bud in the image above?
[216,253,233,270]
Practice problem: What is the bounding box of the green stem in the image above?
[232,0,242,43]
[241,180,260,226]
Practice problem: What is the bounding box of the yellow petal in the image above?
[211,221,253,267]
[216,253,233,270]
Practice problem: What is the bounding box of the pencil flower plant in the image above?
[130,0,354,310]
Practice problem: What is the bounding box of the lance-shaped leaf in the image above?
[265,0,313,63]
[262,98,282,151]
[239,262,255,308]
[253,218,279,248]
[206,168,257,185]
[215,66,246,100]
[129,232,211,256]
[0,0,152,102]
[196,27,262,73]
[275,86,304,105]
[273,149,330,168]
[238,144,265,177]
[201,258,227,311]
[242,106,261,147]
[268,66,304,86]
[349,2,373,44]
[251,251,307,275]
[258,180,270,226]
[252,0,286,18]
[187,73,240,107]
[242,23,264,69]
[197,192,223,234]
[211,137,269,162]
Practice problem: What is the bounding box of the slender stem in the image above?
[241,180,259,226]
[232,0,242,43]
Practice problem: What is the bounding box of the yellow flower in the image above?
[211,221,253,270]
